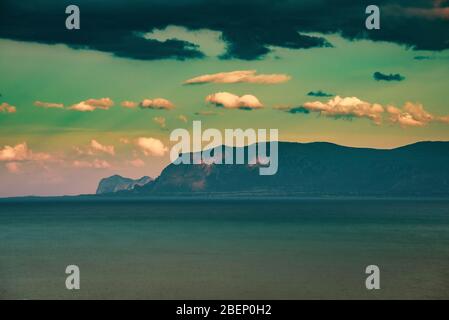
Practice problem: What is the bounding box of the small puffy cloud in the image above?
[90,140,115,155]
[387,102,434,127]
[307,90,334,97]
[137,137,168,157]
[153,116,166,128]
[0,102,16,113]
[121,100,138,108]
[139,98,175,110]
[184,70,291,85]
[69,98,114,112]
[302,96,385,124]
[119,138,130,144]
[73,159,111,169]
[5,162,20,173]
[206,92,263,110]
[373,72,405,82]
[34,101,64,109]
[178,114,188,123]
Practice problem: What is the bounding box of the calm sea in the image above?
[0,199,448,299]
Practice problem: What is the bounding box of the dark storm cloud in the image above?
[373,72,406,81]
[307,91,334,98]
[0,0,448,61]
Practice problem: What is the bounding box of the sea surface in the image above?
[0,199,448,299]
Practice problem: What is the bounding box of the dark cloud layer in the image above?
[373,71,406,81]
[0,0,448,61]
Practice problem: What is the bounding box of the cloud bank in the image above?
[2,1,447,60]
[278,96,449,128]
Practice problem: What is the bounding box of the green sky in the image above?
[1,30,448,196]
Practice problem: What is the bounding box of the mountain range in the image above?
[97,141,449,197]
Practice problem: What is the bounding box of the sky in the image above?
[0,0,448,197]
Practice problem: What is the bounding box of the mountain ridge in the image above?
[112,140,449,197]
[96,175,153,194]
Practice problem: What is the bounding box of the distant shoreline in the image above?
[1,194,449,202]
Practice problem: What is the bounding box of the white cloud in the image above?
[69,98,114,112]
[137,137,168,157]
[90,140,115,155]
[139,98,175,110]
[34,101,64,109]
[0,102,16,113]
[303,96,385,124]
[184,70,291,85]
[206,92,263,110]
